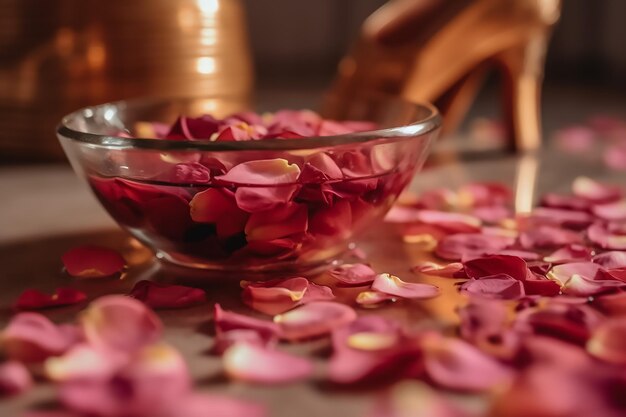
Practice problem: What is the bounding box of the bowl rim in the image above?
[57,95,442,151]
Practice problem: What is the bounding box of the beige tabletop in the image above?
[0,146,623,417]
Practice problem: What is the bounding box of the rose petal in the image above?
[299,153,343,183]
[245,203,308,241]
[561,273,625,297]
[471,206,512,224]
[519,225,583,250]
[80,295,162,354]
[522,277,562,296]
[61,246,126,278]
[165,393,268,417]
[422,334,513,392]
[541,193,591,211]
[547,262,606,286]
[223,343,313,384]
[464,254,530,282]
[355,291,397,307]
[603,143,626,171]
[212,329,272,355]
[189,188,249,238]
[489,249,541,261]
[458,299,518,358]
[411,262,465,278]
[213,304,279,341]
[274,301,357,341]
[329,263,377,286]
[592,292,626,316]
[572,176,622,203]
[1,313,77,363]
[592,199,626,221]
[412,188,457,211]
[45,344,123,382]
[587,222,626,250]
[242,277,334,315]
[553,126,595,153]
[14,288,87,310]
[129,280,206,309]
[544,244,593,264]
[308,200,352,237]
[371,273,440,299]
[166,115,221,139]
[593,251,626,269]
[435,233,514,261]
[529,207,594,229]
[0,361,32,396]
[457,182,512,207]
[460,275,526,300]
[586,317,626,367]
[385,208,481,234]
[215,123,267,141]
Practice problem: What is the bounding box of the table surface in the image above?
[0,146,623,417]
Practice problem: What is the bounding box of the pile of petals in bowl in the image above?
[2,176,626,417]
[88,110,417,269]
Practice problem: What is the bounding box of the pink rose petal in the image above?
[164,393,268,417]
[213,304,279,341]
[329,263,377,286]
[457,182,512,207]
[471,205,511,224]
[274,301,357,341]
[212,329,272,355]
[299,152,343,183]
[422,334,513,392]
[519,225,583,250]
[460,275,526,300]
[385,208,481,234]
[0,361,32,396]
[458,299,519,358]
[464,254,530,282]
[355,291,397,307]
[411,261,465,278]
[572,176,622,204]
[371,273,440,299]
[604,142,626,171]
[587,222,626,250]
[245,203,308,241]
[223,343,313,384]
[165,115,221,139]
[61,246,126,278]
[587,317,626,364]
[489,249,541,261]
[592,199,626,221]
[592,291,626,316]
[80,295,162,354]
[59,344,191,417]
[529,207,594,229]
[553,126,595,153]
[561,274,625,297]
[541,193,591,211]
[412,188,457,211]
[242,277,334,315]
[544,244,593,264]
[14,288,87,310]
[547,262,606,286]
[215,122,268,141]
[593,251,626,269]
[435,233,514,261]
[44,344,123,382]
[523,277,562,296]
[167,162,211,184]
[129,280,206,309]
[1,313,77,363]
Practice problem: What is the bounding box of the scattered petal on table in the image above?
[356,291,397,307]
[561,273,625,297]
[435,233,514,261]
[213,304,279,341]
[412,262,465,278]
[604,143,626,171]
[0,361,32,396]
[1,313,77,363]
[422,334,513,392]
[223,343,313,384]
[81,295,162,354]
[457,182,512,207]
[274,301,357,341]
[572,176,622,204]
[371,273,440,299]
[540,192,591,211]
[45,344,122,382]
[14,288,87,310]
[165,393,268,417]
[464,254,530,282]
[592,291,626,316]
[529,207,594,229]
[547,262,605,286]
[544,244,593,264]
[242,277,334,315]
[61,246,126,278]
[587,317,626,364]
[587,222,626,250]
[129,280,206,309]
[212,329,273,355]
[490,249,541,261]
[592,199,626,221]
[520,225,583,250]
[460,275,526,300]
[592,251,626,269]
[329,263,377,286]
[523,277,562,296]
[553,126,595,153]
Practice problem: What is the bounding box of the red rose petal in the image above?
[0,361,33,396]
[547,262,605,286]
[61,246,126,278]
[411,261,465,278]
[489,249,541,261]
[329,263,377,286]
[460,275,526,300]
[464,254,530,282]
[168,162,211,184]
[561,274,625,297]
[572,176,622,204]
[81,295,162,354]
[166,115,221,139]
[520,225,583,250]
[457,182,512,207]
[541,192,591,211]
[592,199,626,221]
[592,292,626,316]
[245,203,308,241]
[385,208,481,234]
[458,299,519,358]
[299,152,343,183]
[471,205,512,224]
[166,393,267,417]
[213,304,279,341]
[422,333,513,392]
[129,280,206,309]
[587,318,626,364]
[371,273,440,299]
[355,291,397,307]
[15,288,87,310]
[1,313,78,363]
[412,188,457,211]
[274,301,357,341]
[242,277,334,315]
[587,222,626,250]
[544,244,593,264]
[435,233,514,261]
[522,277,562,296]
[215,123,268,141]
[529,207,594,229]
[223,343,313,384]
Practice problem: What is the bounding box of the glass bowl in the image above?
[57,95,440,275]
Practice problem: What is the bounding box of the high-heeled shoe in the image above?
[326,0,562,152]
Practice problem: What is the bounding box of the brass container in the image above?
[0,0,254,161]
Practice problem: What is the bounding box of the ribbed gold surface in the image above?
[0,0,253,160]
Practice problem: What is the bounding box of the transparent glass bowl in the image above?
[57,96,440,274]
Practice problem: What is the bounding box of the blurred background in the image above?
[0,0,624,162]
